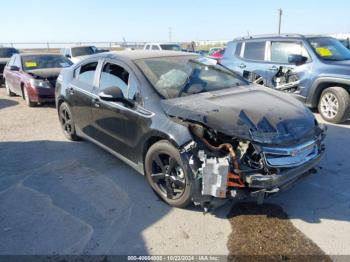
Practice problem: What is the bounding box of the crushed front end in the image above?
[180,122,326,211]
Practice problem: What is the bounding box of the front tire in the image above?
[58,102,80,141]
[318,86,350,124]
[145,140,193,208]
[23,87,36,107]
[5,80,15,97]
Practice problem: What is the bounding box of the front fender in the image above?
[306,76,350,107]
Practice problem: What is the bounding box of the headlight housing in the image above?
[29,79,51,88]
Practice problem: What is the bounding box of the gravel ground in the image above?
[1,86,350,258]
[227,202,330,261]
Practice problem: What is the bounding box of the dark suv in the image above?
[0,47,19,85]
[222,34,350,123]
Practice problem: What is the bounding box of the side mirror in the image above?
[10,65,20,71]
[288,54,308,65]
[98,86,135,107]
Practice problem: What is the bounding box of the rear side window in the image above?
[78,62,98,85]
[100,63,129,96]
[152,45,160,50]
[271,41,309,63]
[14,56,21,68]
[243,41,266,60]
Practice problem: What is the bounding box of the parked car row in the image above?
[1,45,109,107]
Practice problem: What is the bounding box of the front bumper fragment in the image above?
[245,146,325,190]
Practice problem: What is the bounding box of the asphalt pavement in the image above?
[0,87,350,257]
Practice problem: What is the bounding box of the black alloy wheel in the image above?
[145,140,192,208]
[59,102,80,141]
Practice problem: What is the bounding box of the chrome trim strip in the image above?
[262,139,317,156]
[262,139,321,168]
[70,84,98,98]
[70,84,155,118]
[264,145,318,168]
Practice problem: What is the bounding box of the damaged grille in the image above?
[262,140,319,168]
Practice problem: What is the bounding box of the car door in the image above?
[264,40,312,89]
[4,56,16,90]
[151,45,160,50]
[236,40,270,84]
[67,59,101,136]
[11,55,23,94]
[90,59,147,162]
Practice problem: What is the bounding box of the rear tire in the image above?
[318,86,350,124]
[58,102,80,141]
[5,80,15,97]
[145,140,193,208]
[23,87,36,107]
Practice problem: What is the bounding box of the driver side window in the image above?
[100,63,129,97]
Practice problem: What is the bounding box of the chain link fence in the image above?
[0,40,229,53]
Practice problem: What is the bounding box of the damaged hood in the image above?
[161,85,318,144]
[26,68,62,79]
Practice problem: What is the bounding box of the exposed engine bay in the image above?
[243,66,300,93]
[180,122,325,211]
[271,66,300,92]
[161,85,326,211]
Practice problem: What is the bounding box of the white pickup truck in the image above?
[60,46,108,64]
[143,43,182,51]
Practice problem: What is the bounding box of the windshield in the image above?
[0,48,18,58]
[71,46,95,57]
[308,37,350,61]
[22,55,73,71]
[160,44,181,51]
[135,55,247,99]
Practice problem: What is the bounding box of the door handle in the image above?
[68,87,75,95]
[269,66,279,71]
[238,63,246,69]
[92,98,101,108]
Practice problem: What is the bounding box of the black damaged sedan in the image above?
[55,51,326,210]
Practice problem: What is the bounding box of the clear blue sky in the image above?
[1,0,349,42]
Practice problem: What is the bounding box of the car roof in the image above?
[233,34,332,41]
[94,50,195,61]
[70,45,95,48]
[60,46,95,50]
[144,43,180,45]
